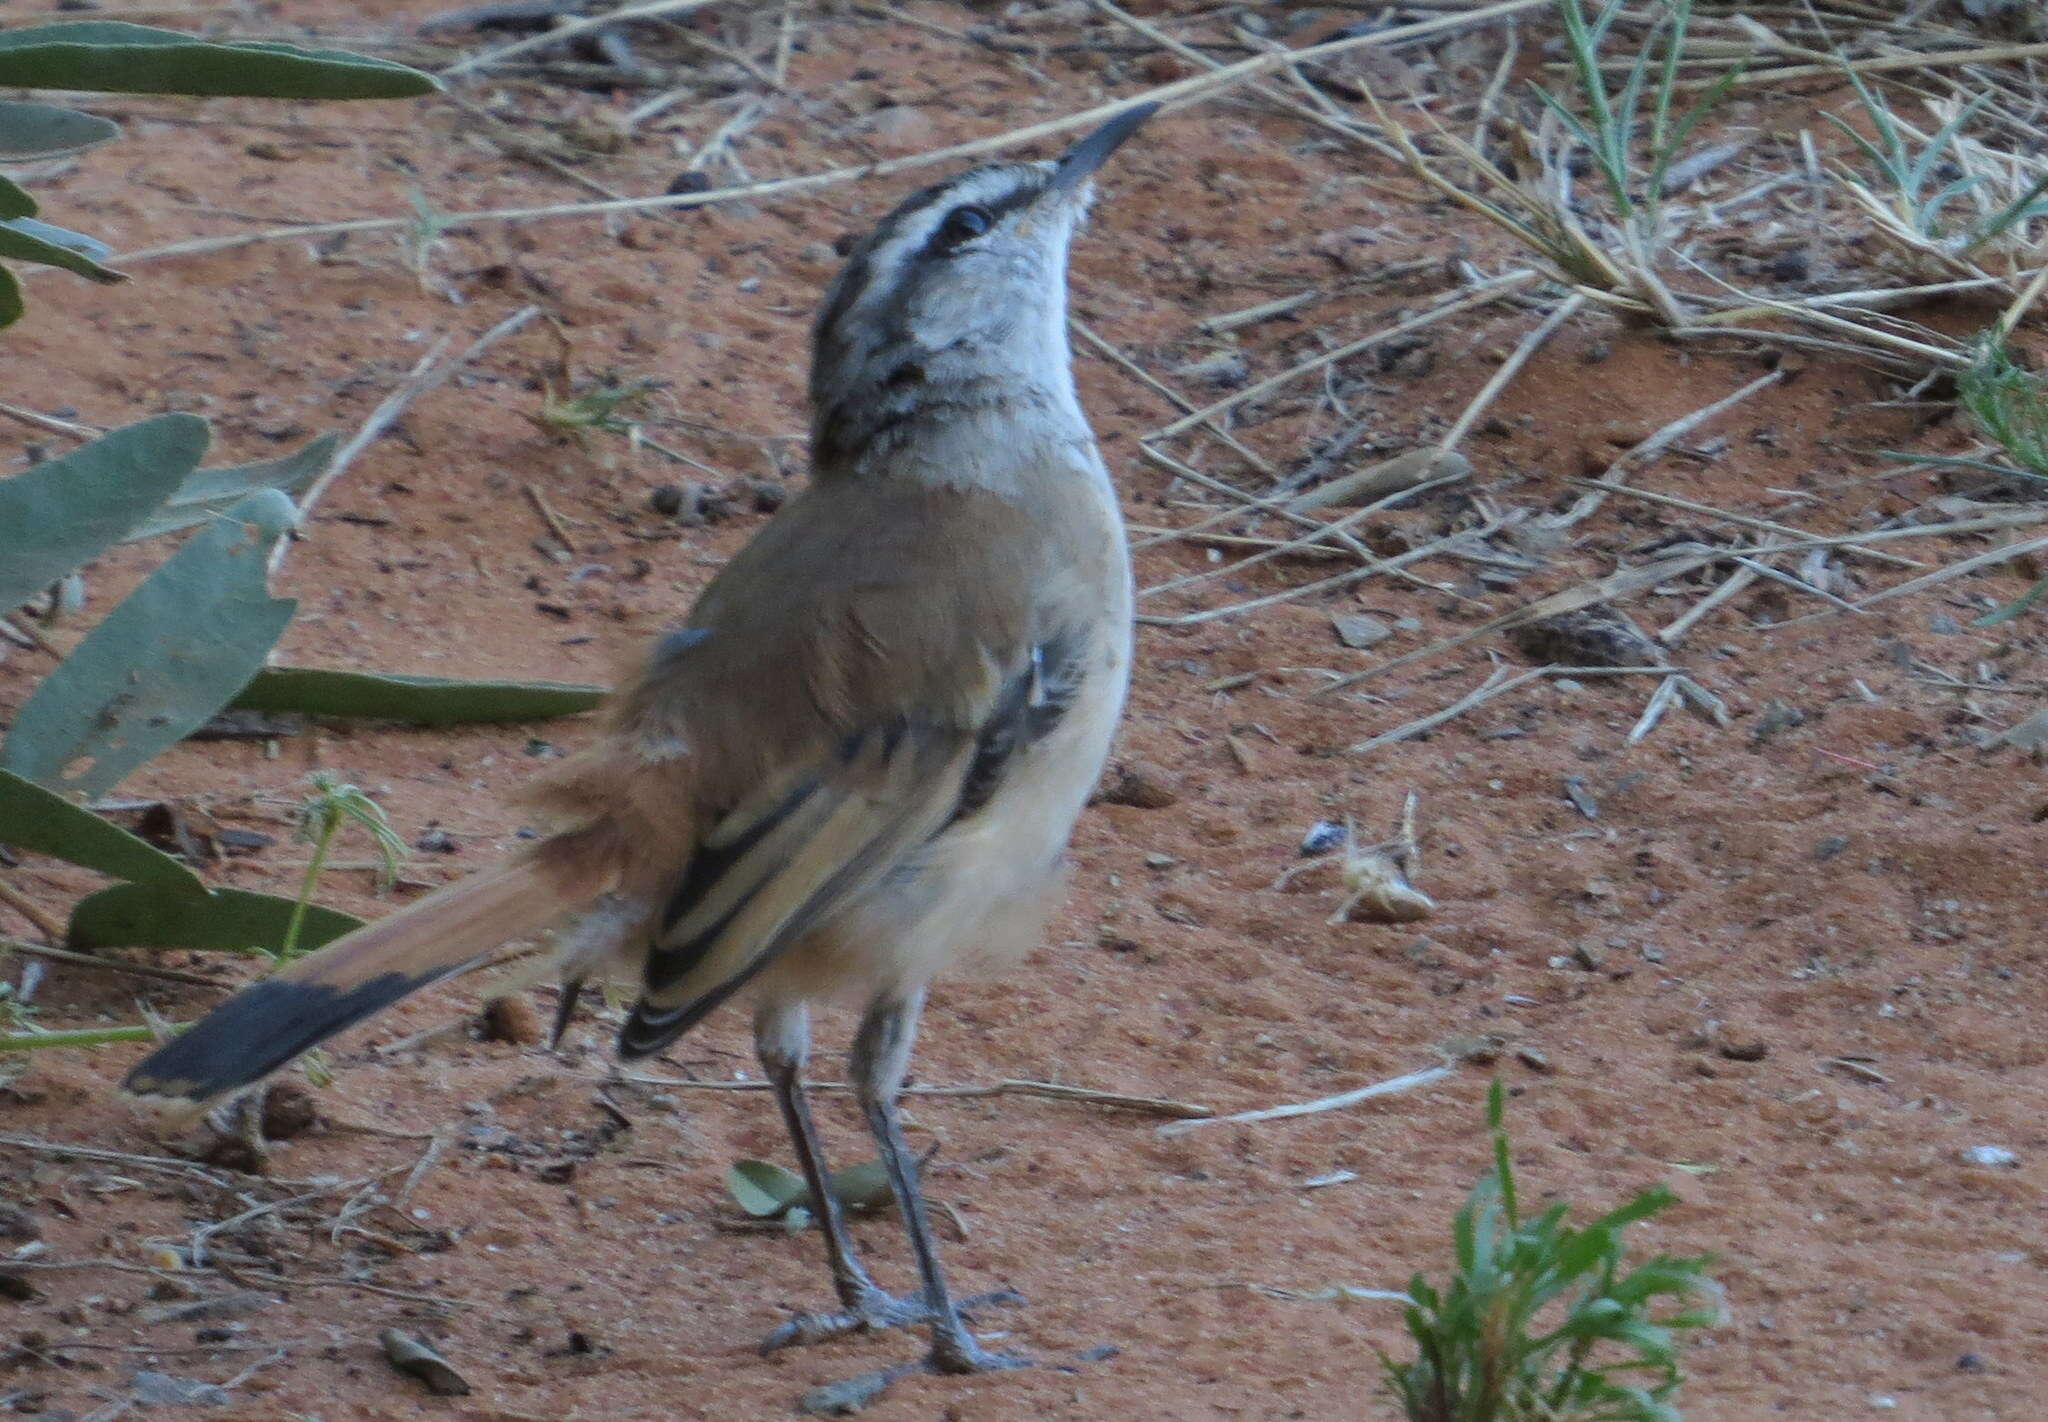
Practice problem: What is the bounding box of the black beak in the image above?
[1046,102,1159,198]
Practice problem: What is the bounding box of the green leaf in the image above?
[126,432,337,541]
[0,266,20,329]
[0,173,36,220]
[1,490,297,798]
[727,1159,806,1217]
[68,881,360,955]
[825,1159,895,1211]
[0,412,211,611]
[0,768,205,895]
[0,23,440,99]
[0,100,119,158]
[0,215,122,283]
[723,1158,896,1221]
[231,666,605,725]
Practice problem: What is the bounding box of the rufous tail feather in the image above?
[122,828,620,1107]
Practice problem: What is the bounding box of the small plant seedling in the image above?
[1381,1081,1722,1422]
[1827,80,2048,282]
[1372,0,1740,328]
[1957,339,2048,482]
[281,773,408,960]
[1954,340,2048,625]
[398,181,459,294]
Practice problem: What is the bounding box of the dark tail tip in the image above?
[122,971,427,1104]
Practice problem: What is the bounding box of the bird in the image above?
[124,102,1158,1391]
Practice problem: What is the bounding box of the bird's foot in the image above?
[795,1333,1031,1417]
[761,1286,1020,1355]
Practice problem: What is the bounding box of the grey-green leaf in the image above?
[0,266,20,328]
[0,216,122,283]
[68,882,361,955]
[231,667,605,725]
[724,1158,896,1221]
[0,173,36,220]
[825,1160,896,1212]
[727,1159,806,1217]
[0,768,205,896]
[0,100,120,158]
[126,432,337,542]
[0,413,211,611]
[0,490,297,798]
[0,24,440,99]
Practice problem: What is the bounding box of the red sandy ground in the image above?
[3,4,2045,1419]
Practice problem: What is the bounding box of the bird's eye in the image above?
[936,203,993,247]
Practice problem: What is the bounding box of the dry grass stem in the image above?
[1658,564,1759,645]
[441,0,724,77]
[599,1071,1213,1119]
[1437,293,1586,453]
[275,305,540,574]
[1149,270,1541,442]
[1156,1064,1455,1137]
[1553,369,1786,529]
[2,938,224,990]
[1569,479,1920,567]
[117,0,1550,266]
[1347,663,1677,757]
[1140,471,1471,600]
[1317,548,1722,696]
[1140,517,1504,628]
[1071,319,1279,479]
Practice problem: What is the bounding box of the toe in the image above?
[761,1308,864,1354]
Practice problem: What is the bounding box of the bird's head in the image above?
[809,104,1157,471]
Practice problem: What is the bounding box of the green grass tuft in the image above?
[1381,1081,1722,1422]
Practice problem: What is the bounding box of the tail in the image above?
[122,829,621,1107]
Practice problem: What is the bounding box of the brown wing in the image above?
[587,477,1104,1058]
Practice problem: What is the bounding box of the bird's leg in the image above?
[793,991,1029,1415]
[852,989,1026,1377]
[756,1001,1017,1356]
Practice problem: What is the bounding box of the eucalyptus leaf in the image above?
[231,666,605,725]
[724,1158,896,1221]
[0,490,297,798]
[0,173,35,220]
[0,266,20,329]
[0,24,439,100]
[127,432,337,541]
[0,100,119,158]
[824,1160,895,1211]
[0,215,123,283]
[68,881,361,955]
[0,768,205,895]
[728,1159,806,1217]
[0,413,210,611]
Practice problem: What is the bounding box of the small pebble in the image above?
[1096,762,1179,809]
[1961,1145,2019,1167]
[1331,613,1391,649]
[1715,1026,1769,1062]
